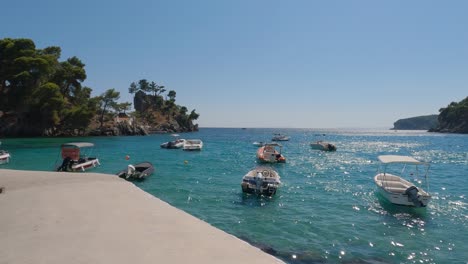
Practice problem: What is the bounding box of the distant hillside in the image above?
[392,115,438,130]
[429,96,468,134]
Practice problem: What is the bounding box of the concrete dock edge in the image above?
[0,169,283,264]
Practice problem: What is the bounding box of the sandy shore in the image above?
[0,169,283,264]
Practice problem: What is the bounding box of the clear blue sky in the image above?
[2,0,467,128]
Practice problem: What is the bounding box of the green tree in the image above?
[128,82,138,94]
[31,82,66,127]
[114,102,132,113]
[98,88,120,128]
[167,90,176,102]
[52,56,86,99]
[189,109,199,121]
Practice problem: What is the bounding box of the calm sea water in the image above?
[1,128,467,263]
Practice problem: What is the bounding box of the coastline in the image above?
[0,169,283,264]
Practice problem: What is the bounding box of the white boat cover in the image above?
[378,155,426,165]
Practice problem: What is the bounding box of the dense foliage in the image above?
[430,96,468,133]
[0,38,199,136]
[0,38,102,135]
[128,79,199,132]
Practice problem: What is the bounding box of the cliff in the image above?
[392,115,438,130]
[0,111,148,137]
[429,96,468,134]
[132,90,198,133]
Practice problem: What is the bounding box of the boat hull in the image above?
[241,168,281,196]
[374,173,431,207]
[161,140,185,149]
[376,187,431,207]
[183,140,203,151]
[256,146,286,163]
[70,158,100,172]
[241,182,278,196]
[0,152,10,164]
[117,162,154,180]
[310,141,336,151]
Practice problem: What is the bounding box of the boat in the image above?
[252,141,266,147]
[374,155,431,207]
[0,150,10,164]
[241,167,281,196]
[56,142,100,172]
[257,143,286,163]
[161,134,186,149]
[183,139,203,151]
[116,161,154,180]
[310,141,337,151]
[271,133,290,141]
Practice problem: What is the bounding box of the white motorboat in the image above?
[183,139,203,151]
[256,143,286,163]
[374,155,431,207]
[241,167,281,196]
[56,142,100,172]
[0,150,10,164]
[310,141,337,151]
[272,133,290,141]
[161,134,186,149]
[252,141,266,147]
[0,141,10,164]
[116,161,154,180]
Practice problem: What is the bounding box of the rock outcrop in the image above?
[429,96,468,134]
[392,115,438,130]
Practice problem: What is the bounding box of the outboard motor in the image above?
[405,186,423,207]
[255,172,264,193]
[57,157,72,172]
[127,164,136,179]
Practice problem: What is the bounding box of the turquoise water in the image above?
[1,128,467,263]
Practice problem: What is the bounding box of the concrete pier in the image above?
[0,169,283,264]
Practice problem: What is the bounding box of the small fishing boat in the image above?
[0,141,10,164]
[161,134,186,149]
[271,133,290,141]
[116,161,154,180]
[0,150,10,164]
[56,142,100,172]
[183,139,203,151]
[257,143,286,163]
[241,167,281,196]
[374,155,431,207]
[310,141,337,151]
[252,141,266,147]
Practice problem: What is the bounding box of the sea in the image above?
[1,128,467,264]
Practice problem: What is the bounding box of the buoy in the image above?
[184,160,188,164]
[125,155,130,160]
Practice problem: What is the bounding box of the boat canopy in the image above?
[61,142,95,148]
[378,155,427,165]
[61,142,95,160]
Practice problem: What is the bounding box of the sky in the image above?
[2,0,467,128]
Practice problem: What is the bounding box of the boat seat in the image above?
[378,181,407,188]
[384,186,410,193]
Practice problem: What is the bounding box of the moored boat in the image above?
[0,150,10,164]
[116,161,154,180]
[241,167,281,196]
[252,141,266,147]
[374,155,431,207]
[183,139,203,151]
[310,141,337,151]
[256,143,286,163]
[272,133,290,141]
[56,142,100,172]
[161,134,186,149]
